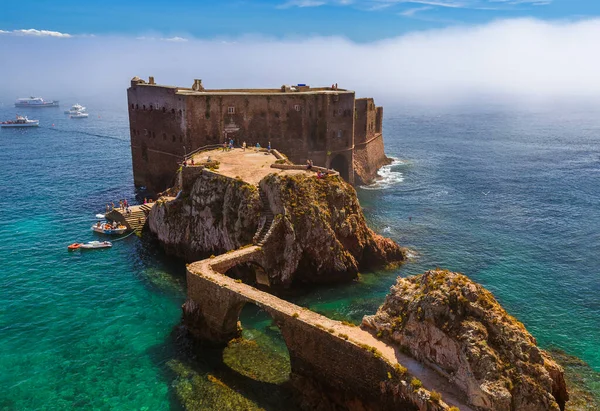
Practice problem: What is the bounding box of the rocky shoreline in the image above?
[146,159,577,410]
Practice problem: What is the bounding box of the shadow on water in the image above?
[144,321,298,411]
[136,239,299,411]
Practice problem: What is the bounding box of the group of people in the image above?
[182,158,195,167]
[306,159,331,179]
[106,199,134,216]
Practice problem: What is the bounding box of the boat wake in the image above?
[361,158,405,190]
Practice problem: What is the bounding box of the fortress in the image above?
[127,77,392,192]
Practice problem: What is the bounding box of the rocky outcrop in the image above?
[259,173,405,286]
[362,270,568,411]
[148,173,262,261]
[148,170,405,287]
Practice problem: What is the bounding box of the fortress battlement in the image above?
[127,76,391,193]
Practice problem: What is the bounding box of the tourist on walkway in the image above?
[242,141,246,151]
[255,142,261,151]
[268,141,271,152]
[223,141,227,151]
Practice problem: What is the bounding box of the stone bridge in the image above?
[183,246,475,411]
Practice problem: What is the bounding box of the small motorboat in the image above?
[91,222,127,235]
[1,115,39,128]
[70,111,89,119]
[68,243,82,251]
[95,214,105,219]
[64,104,86,114]
[79,241,112,249]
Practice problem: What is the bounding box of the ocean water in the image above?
[0,100,598,409]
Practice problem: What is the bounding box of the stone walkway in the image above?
[188,246,475,411]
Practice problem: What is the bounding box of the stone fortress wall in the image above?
[127,77,390,193]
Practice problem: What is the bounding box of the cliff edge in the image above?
[148,169,405,287]
[362,270,568,411]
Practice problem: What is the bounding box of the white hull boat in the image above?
[15,97,59,108]
[79,241,112,249]
[70,112,89,119]
[91,222,127,235]
[1,115,39,128]
[65,104,86,114]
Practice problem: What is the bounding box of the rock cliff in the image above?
[148,173,262,261]
[148,170,405,287]
[259,173,405,286]
[362,270,568,411]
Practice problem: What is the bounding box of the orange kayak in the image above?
[68,243,82,251]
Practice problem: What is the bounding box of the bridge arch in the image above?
[223,302,291,384]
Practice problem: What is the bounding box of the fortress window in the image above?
[294,104,301,112]
[337,129,343,138]
[274,112,280,118]
[172,109,175,114]
[162,107,166,113]
[172,135,176,142]
[130,103,134,109]
[136,104,139,109]
[228,106,235,114]
[144,129,148,136]
[163,133,166,140]
[143,105,146,110]
[152,131,156,138]
[179,109,182,115]
[149,105,153,111]
[338,108,343,115]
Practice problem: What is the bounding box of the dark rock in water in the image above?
[362,269,569,411]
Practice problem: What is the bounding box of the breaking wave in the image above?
[360,158,405,190]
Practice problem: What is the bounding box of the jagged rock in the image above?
[259,174,405,286]
[362,270,568,411]
[148,171,405,287]
[148,173,262,260]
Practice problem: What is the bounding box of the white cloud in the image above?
[1,28,73,38]
[400,5,433,16]
[277,0,326,8]
[0,18,598,105]
[160,36,188,42]
[278,0,551,10]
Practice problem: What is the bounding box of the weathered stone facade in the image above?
[127,77,390,192]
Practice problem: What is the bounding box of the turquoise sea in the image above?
[0,100,598,409]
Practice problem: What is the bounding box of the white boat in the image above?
[15,97,59,108]
[64,104,86,114]
[1,115,39,128]
[91,222,127,235]
[70,111,89,119]
[79,241,112,249]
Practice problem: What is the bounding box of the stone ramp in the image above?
[187,246,475,411]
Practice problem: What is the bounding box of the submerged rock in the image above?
[362,270,568,411]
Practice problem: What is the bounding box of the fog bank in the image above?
[1,18,600,105]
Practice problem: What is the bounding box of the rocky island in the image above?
[125,78,572,410]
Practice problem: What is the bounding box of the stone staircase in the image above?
[254,190,274,246]
[123,204,153,234]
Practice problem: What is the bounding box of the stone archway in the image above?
[330,154,349,182]
[224,262,270,287]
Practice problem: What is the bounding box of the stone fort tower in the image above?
[127,77,392,192]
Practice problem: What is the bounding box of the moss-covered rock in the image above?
[363,270,569,411]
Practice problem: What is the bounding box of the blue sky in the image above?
[1,0,599,41]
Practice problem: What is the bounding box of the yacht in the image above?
[70,111,89,119]
[15,97,59,108]
[64,104,86,114]
[1,115,40,128]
